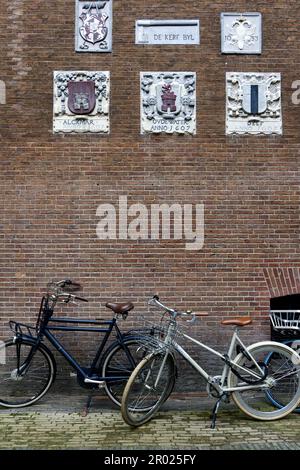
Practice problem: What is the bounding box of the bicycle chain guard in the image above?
[76,368,100,390]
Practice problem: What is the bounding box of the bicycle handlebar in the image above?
[148,295,175,314]
[46,279,88,304]
[148,295,208,319]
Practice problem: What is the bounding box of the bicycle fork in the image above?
[143,351,170,391]
[13,338,40,378]
[154,352,169,389]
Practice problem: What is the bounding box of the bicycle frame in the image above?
[16,315,137,383]
[162,324,268,394]
[45,316,116,380]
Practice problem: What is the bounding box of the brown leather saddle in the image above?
[221,317,252,327]
[105,301,134,316]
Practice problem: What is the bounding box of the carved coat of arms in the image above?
[75,1,112,52]
[140,72,196,135]
[221,13,262,54]
[226,72,282,135]
[53,71,110,133]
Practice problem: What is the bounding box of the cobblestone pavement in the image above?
[0,392,299,450]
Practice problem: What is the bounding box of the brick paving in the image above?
[0,393,299,450]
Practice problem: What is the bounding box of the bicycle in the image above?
[121,296,300,428]
[0,279,153,410]
[264,309,300,413]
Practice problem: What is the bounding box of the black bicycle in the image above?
[0,279,151,409]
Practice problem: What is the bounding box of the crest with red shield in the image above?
[67,81,96,115]
[156,82,181,117]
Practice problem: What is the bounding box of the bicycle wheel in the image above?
[264,339,300,413]
[0,339,56,408]
[101,336,151,407]
[228,341,300,421]
[121,352,176,427]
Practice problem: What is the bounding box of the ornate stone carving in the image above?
[226,72,282,135]
[53,71,110,133]
[221,13,262,54]
[140,72,196,135]
[75,1,112,52]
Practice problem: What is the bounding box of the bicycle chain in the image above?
[223,353,268,385]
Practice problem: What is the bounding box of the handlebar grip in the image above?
[194,312,208,317]
[75,296,88,302]
[153,295,160,301]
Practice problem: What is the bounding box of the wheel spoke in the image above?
[0,341,53,407]
[121,353,176,426]
[230,344,300,420]
[102,338,153,408]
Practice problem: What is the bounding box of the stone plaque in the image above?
[53,71,110,133]
[75,0,112,52]
[136,19,200,45]
[221,13,262,54]
[226,72,282,135]
[141,72,196,135]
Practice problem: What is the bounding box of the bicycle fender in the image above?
[245,340,300,365]
[12,337,57,381]
[99,334,151,369]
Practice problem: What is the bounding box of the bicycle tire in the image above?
[121,352,176,427]
[264,339,300,413]
[228,341,300,421]
[0,338,56,408]
[101,336,151,407]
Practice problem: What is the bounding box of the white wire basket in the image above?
[143,313,178,344]
[130,298,199,354]
[269,310,300,331]
[129,303,181,354]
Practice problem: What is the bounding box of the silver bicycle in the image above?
[121,296,300,428]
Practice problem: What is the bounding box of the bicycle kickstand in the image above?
[81,393,94,417]
[210,394,225,429]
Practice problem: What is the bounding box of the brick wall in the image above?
[0,1,299,388]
